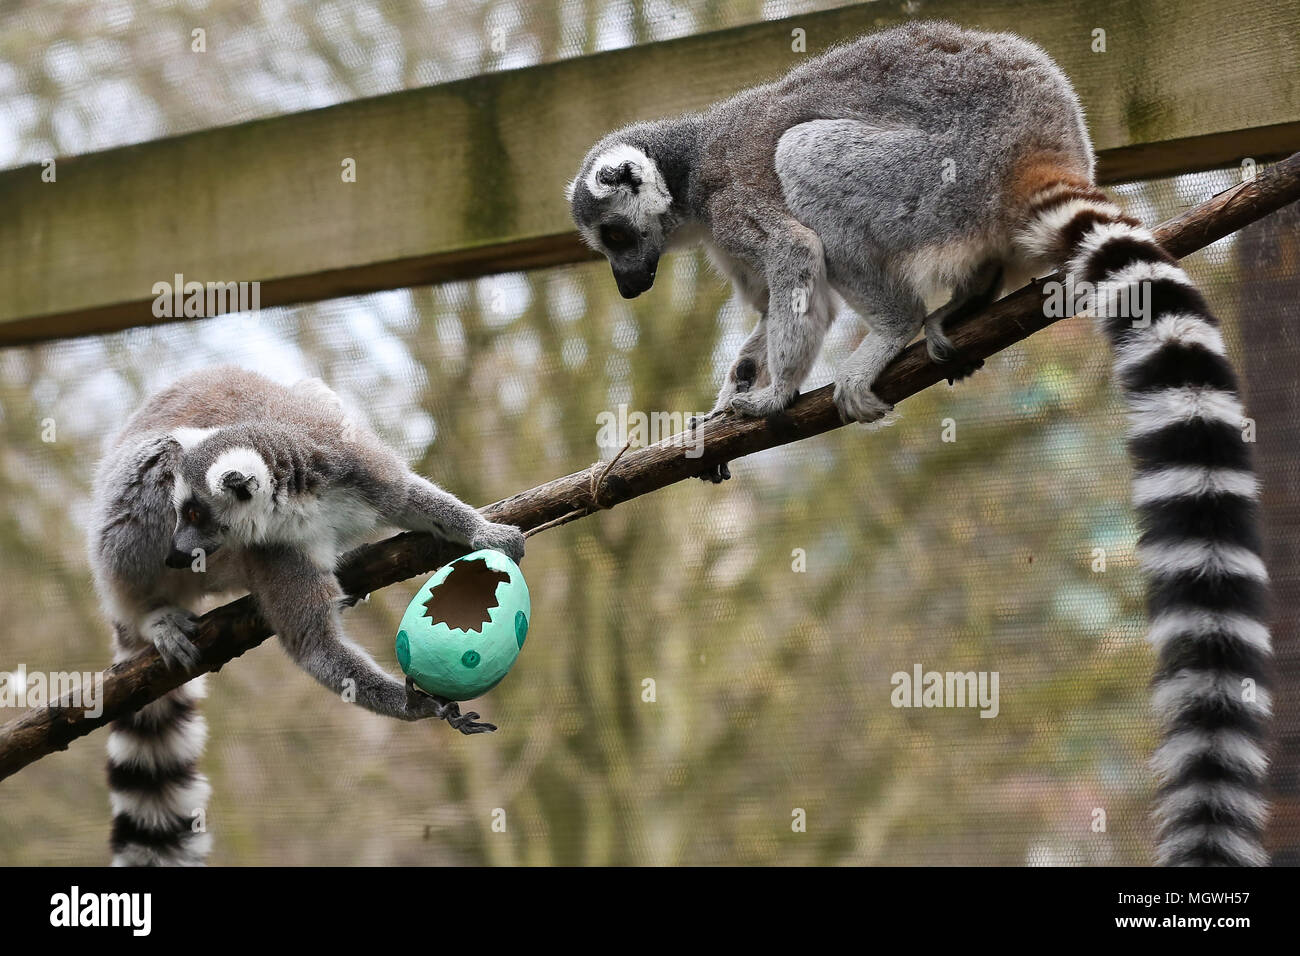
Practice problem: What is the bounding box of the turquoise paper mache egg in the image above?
[395,549,530,701]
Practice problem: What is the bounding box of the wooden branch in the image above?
[2,152,1298,783]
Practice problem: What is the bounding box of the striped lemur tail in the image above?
[106,650,212,866]
[1014,180,1272,865]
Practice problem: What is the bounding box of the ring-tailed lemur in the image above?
[569,20,1273,865]
[89,366,525,865]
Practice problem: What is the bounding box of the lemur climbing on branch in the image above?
[89,366,525,865]
[568,20,1273,865]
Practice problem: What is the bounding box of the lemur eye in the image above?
[601,225,633,250]
[185,507,201,525]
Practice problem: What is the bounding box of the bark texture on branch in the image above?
[2,152,1298,783]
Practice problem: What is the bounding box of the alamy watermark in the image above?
[891,663,999,718]
[50,886,151,936]
[151,272,261,319]
[595,403,708,458]
[0,664,103,718]
[1042,274,1151,325]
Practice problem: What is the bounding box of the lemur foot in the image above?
[925,330,961,367]
[926,331,985,385]
[728,385,799,419]
[689,409,726,429]
[694,461,732,483]
[832,377,893,424]
[444,706,497,735]
[688,412,731,483]
[143,607,201,670]
[470,522,525,563]
[406,677,497,734]
[945,358,985,386]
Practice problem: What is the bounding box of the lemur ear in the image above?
[596,161,642,191]
[221,470,259,502]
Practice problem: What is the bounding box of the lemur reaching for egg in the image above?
[568,20,1273,866]
[89,365,524,865]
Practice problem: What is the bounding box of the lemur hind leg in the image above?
[709,311,771,417]
[692,311,771,483]
[924,260,1003,384]
[831,271,927,424]
[710,190,833,419]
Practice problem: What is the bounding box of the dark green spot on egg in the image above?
[395,630,410,672]
[515,610,528,648]
[461,649,481,668]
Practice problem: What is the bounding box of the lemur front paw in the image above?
[405,678,497,734]
[142,607,201,670]
[833,376,893,424]
[470,522,525,563]
[728,385,798,418]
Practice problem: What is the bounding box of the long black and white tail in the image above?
[1016,183,1273,866]
[106,667,212,866]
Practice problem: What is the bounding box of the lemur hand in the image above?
[405,677,498,734]
[471,522,525,563]
[142,606,202,670]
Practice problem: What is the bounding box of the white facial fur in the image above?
[198,444,375,564]
[205,446,271,499]
[575,144,673,249]
[203,446,274,544]
[170,475,191,513]
[171,426,216,450]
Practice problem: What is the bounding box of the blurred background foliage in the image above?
[0,0,1289,865]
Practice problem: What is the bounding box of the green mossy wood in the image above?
[1,0,1297,344]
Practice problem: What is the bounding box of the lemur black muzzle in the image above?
[166,535,219,568]
[613,260,657,299]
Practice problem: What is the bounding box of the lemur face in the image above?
[166,434,271,568]
[568,143,672,299]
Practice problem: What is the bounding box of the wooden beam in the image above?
[2,0,1297,345]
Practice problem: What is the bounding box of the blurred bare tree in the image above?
[0,1,1284,866]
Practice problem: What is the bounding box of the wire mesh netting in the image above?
[0,2,1296,865]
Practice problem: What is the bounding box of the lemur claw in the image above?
[446,708,497,735]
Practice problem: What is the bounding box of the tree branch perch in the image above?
[2,152,1298,782]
